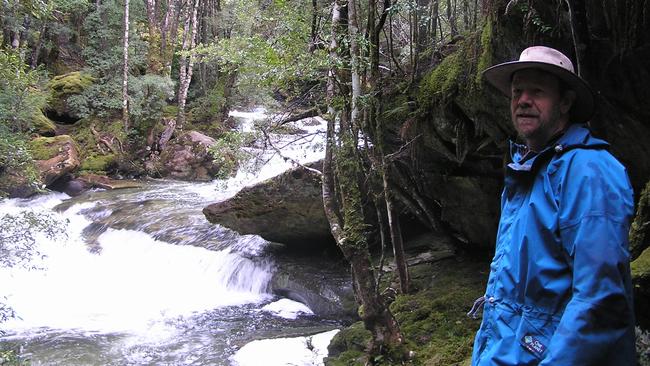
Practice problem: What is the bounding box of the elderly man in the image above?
[469,46,636,365]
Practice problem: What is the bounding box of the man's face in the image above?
[510,69,573,150]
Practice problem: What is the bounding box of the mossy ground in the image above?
[325,257,488,366]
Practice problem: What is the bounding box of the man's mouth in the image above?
[516,112,538,119]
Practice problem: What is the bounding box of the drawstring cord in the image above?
[467,296,486,319]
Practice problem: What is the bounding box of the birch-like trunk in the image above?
[176,0,199,129]
[122,0,130,132]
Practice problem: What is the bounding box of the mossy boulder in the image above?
[203,162,333,248]
[28,135,80,186]
[324,322,371,365]
[31,111,57,136]
[47,71,94,123]
[153,130,220,181]
[80,153,117,174]
[0,169,40,198]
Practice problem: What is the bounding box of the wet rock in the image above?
[154,130,221,181]
[203,163,333,248]
[29,135,81,187]
[270,254,357,321]
[76,173,142,190]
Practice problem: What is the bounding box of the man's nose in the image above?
[516,91,533,107]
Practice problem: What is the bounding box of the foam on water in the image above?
[230,329,340,366]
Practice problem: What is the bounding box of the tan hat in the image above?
[483,46,595,123]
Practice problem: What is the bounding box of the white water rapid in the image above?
[0,109,342,365]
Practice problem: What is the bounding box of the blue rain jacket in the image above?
[471,124,636,365]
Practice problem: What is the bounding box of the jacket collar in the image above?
[507,124,608,172]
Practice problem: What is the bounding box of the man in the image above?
[469,46,636,365]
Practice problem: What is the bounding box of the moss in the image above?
[69,117,126,159]
[325,258,487,366]
[31,111,57,136]
[417,23,497,114]
[163,104,179,118]
[630,180,650,260]
[325,322,372,366]
[49,71,94,97]
[392,260,485,365]
[80,154,117,172]
[475,19,494,87]
[632,247,650,281]
[418,51,465,108]
[28,135,74,160]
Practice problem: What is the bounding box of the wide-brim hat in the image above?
[483,46,595,123]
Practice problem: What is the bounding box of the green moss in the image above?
[69,118,126,159]
[163,104,179,118]
[325,322,372,366]
[31,111,57,136]
[418,51,465,108]
[28,135,74,160]
[325,259,487,366]
[391,260,485,365]
[49,71,94,97]
[632,247,650,281]
[631,180,650,260]
[475,20,494,87]
[417,23,497,113]
[80,154,116,172]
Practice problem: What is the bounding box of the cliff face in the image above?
[391,0,650,328]
[381,0,650,244]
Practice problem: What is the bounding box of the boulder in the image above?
[31,112,57,137]
[156,130,220,181]
[46,71,94,123]
[270,253,356,320]
[76,173,142,190]
[29,135,80,187]
[203,164,333,247]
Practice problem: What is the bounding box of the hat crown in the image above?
[519,46,575,74]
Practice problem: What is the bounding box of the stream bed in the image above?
[0,110,349,365]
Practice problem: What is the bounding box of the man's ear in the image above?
[560,90,576,115]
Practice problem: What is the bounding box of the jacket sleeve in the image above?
[539,152,635,365]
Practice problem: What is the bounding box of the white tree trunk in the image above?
[348,0,361,127]
[176,0,199,129]
[122,0,130,132]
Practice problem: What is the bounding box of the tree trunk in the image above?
[416,0,431,71]
[429,0,439,63]
[122,0,130,132]
[446,0,457,36]
[324,0,405,361]
[30,22,47,69]
[176,0,199,129]
[462,0,470,31]
[162,0,180,75]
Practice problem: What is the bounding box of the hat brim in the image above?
[483,61,595,123]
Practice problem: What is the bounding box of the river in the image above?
[0,109,349,365]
